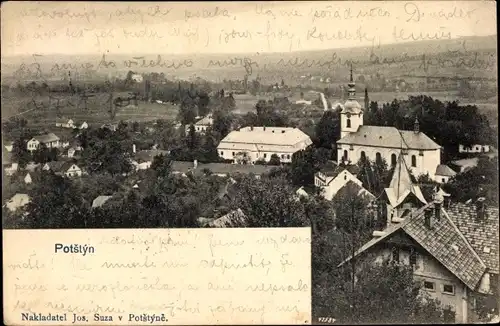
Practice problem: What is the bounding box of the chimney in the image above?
[433,187,444,221]
[424,207,433,229]
[263,126,266,131]
[476,197,486,220]
[414,117,420,134]
[132,144,136,153]
[193,159,198,169]
[250,126,254,131]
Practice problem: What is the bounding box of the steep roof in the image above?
[335,180,375,200]
[337,126,441,150]
[339,203,488,291]
[317,161,338,177]
[46,161,78,173]
[447,202,499,274]
[385,153,427,207]
[219,127,312,148]
[33,133,60,143]
[435,164,457,177]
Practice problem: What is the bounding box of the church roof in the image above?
[342,99,362,114]
[384,153,427,207]
[337,125,441,150]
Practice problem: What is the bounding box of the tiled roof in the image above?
[435,164,457,177]
[208,209,247,227]
[403,205,487,290]
[33,133,60,143]
[339,203,488,291]
[446,202,499,274]
[318,162,359,179]
[219,127,312,148]
[46,161,77,173]
[337,126,441,150]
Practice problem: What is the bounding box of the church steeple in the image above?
[347,63,356,100]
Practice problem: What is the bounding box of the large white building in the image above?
[217,126,312,164]
[336,68,442,179]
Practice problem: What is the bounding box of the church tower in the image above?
[340,64,364,139]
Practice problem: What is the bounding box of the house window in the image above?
[360,151,366,161]
[424,281,435,291]
[391,154,397,166]
[392,247,399,263]
[411,155,417,167]
[443,284,455,295]
[346,118,351,128]
[287,155,290,159]
[375,152,382,164]
[281,154,285,159]
[264,153,267,159]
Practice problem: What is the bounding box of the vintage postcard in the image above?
[1,1,498,325]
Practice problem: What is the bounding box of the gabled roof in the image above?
[435,164,457,177]
[447,202,499,274]
[337,126,441,150]
[339,203,488,291]
[33,133,60,143]
[385,153,427,207]
[195,115,213,126]
[45,161,78,173]
[208,209,247,228]
[92,195,113,208]
[333,180,375,201]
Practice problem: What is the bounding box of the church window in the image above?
[391,154,397,166]
[346,118,351,128]
[360,151,366,161]
[264,153,267,159]
[376,152,382,164]
[411,155,417,167]
[343,150,348,161]
[419,150,424,156]
[442,178,445,183]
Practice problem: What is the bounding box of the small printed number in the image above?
[318,317,335,323]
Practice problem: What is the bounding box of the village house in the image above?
[79,121,89,129]
[4,140,13,152]
[217,126,312,164]
[314,161,369,201]
[42,161,82,177]
[55,118,75,129]
[339,153,499,323]
[198,208,247,228]
[459,144,491,154]
[26,133,60,152]
[435,164,457,184]
[2,151,18,176]
[336,68,442,179]
[449,157,480,173]
[130,147,169,171]
[24,172,32,184]
[131,74,143,83]
[187,114,214,134]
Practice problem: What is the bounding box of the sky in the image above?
[1,1,497,56]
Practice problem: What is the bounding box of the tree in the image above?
[22,173,89,228]
[228,175,309,227]
[187,124,198,150]
[290,147,331,187]
[268,154,281,166]
[32,143,50,164]
[212,111,233,140]
[12,137,31,168]
[315,110,340,148]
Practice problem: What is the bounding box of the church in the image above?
[335,68,442,180]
